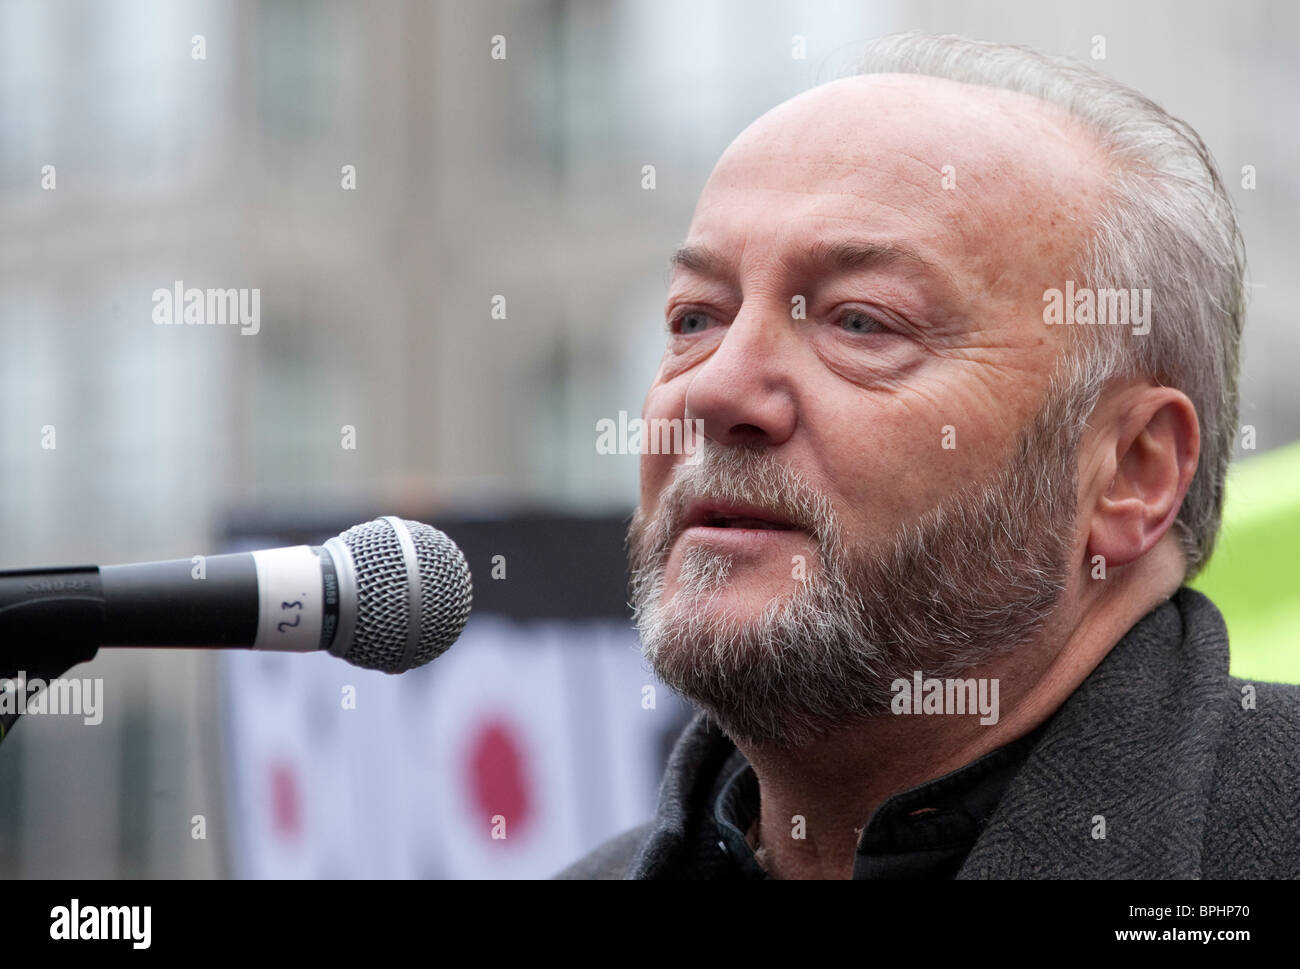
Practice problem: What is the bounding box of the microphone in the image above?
[0,516,473,676]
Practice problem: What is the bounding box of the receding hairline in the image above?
[707,67,1119,249]
[752,69,1116,163]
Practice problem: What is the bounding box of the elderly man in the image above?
[558,33,1298,879]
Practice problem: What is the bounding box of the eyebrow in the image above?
[668,238,960,296]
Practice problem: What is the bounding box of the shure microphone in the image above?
[0,516,473,675]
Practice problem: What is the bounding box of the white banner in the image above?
[222,615,689,878]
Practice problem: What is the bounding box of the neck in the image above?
[739,541,1184,879]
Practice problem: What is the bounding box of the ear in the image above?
[1086,386,1200,570]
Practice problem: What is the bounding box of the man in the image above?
[558,33,1299,879]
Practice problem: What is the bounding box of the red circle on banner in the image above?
[467,718,531,841]
[269,760,301,839]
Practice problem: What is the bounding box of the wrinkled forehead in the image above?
[688,74,1110,301]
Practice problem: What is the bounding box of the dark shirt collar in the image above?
[711,723,1047,879]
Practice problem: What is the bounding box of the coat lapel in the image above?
[627,710,736,878]
[958,589,1230,878]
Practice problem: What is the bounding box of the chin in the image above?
[663,549,801,609]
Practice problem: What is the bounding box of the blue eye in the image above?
[838,311,886,335]
[673,311,714,335]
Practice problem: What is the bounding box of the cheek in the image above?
[639,382,687,506]
[814,398,917,523]
[639,451,678,511]
[809,381,1007,538]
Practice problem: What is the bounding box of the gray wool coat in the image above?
[555,588,1300,879]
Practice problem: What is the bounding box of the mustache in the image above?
[638,443,841,553]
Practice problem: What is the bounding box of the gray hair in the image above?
[853,33,1246,578]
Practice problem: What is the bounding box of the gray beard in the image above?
[627,373,1092,749]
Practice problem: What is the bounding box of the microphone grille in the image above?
[336,517,472,673]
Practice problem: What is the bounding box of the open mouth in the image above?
[684,500,798,532]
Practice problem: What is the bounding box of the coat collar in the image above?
[958,588,1229,877]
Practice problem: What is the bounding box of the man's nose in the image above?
[684,306,797,448]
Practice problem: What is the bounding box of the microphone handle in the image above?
[0,554,255,657]
[100,554,259,647]
[0,546,341,661]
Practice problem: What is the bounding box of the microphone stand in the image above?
[0,569,104,744]
[0,642,100,743]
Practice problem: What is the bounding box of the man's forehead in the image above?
[683,73,1109,297]
[717,73,1097,172]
